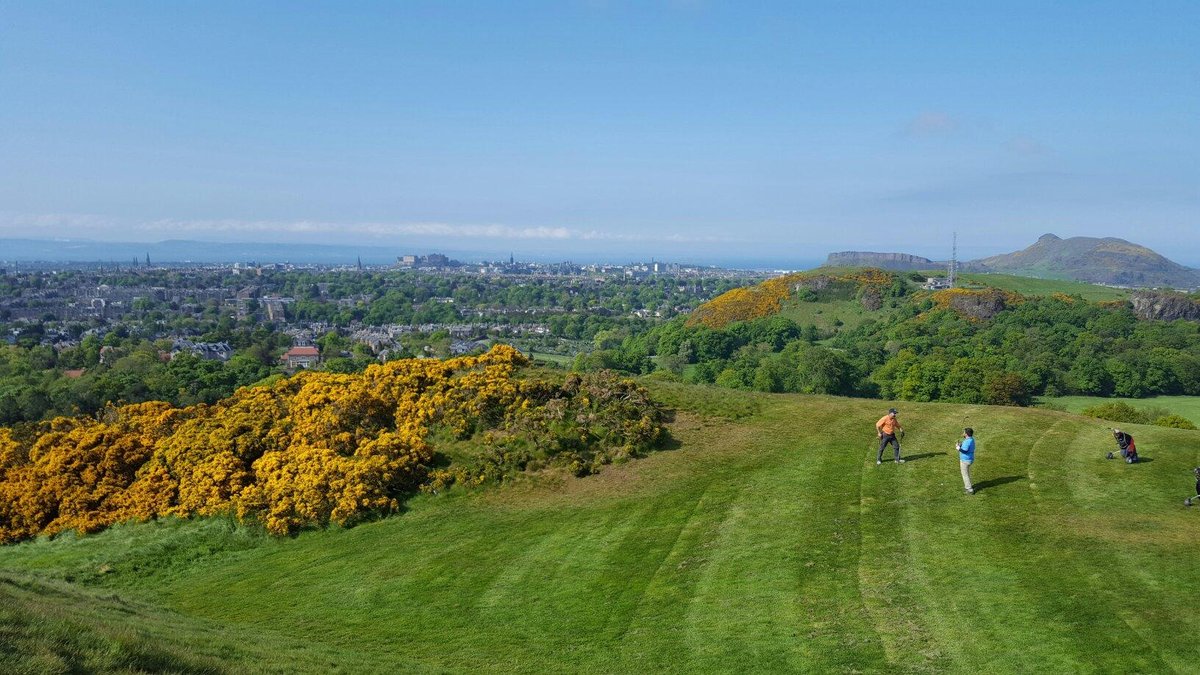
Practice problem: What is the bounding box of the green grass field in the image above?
[1,385,1198,672]
[777,271,1126,336]
[954,272,1130,301]
[776,296,893,332]
[527,351,575,366]
[1039,395,1200,426]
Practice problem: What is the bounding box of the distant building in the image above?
[283,345,321,369]
[171,339,234,361]
[449,339,490,356]
[260,296,292,322]
[397,253,457,268]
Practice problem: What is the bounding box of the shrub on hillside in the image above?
[1081,401,1150,424]
[1079,401,1190,428]
[1151,414,1197,430]
[0,346,667,543]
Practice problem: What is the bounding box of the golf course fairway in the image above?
[2,383,1198,672]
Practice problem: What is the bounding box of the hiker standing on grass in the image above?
[876,408,904,464]
[957,428,976,494]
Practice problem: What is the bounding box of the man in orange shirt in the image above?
[876,408,905,464]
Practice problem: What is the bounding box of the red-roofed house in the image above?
[283,346,321,369]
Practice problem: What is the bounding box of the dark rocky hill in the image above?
[965,234,1200,289]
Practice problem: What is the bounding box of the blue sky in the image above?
[1,1,1197,266]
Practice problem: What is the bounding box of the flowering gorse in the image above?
[0,345,665,542]
[688,270,895,329]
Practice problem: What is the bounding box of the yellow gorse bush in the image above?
[929,287,1022,308]
[687,270,895,329]
[0,345,665,543]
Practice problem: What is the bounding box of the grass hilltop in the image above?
[1,383,1198,672]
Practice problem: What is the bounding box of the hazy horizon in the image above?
[2,2,1196,262]
[4,232,1200,271]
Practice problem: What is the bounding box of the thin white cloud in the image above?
[0,212,118,231]
[579,230,730,243]
[0,213,730,245]
[138,219,574,241]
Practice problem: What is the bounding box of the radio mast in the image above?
[948,232,958,288]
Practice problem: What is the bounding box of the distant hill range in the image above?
[966,234,1200,288]
[826,233,1200,289]
[824,251,938,271]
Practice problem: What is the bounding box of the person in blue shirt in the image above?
[956,428,976,495]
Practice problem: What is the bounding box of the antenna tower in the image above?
[948,232,958,288]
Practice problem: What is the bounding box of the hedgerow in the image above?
[0,345,665,542]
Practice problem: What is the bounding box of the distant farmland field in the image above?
[1039,395,1200,426]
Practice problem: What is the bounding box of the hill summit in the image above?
[968,233,1200,289]
[824,251,936,270]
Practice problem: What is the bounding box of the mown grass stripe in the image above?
[1,390,1198,672]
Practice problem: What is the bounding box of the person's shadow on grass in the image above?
[973,475,1026,493]
[900,452,947,462]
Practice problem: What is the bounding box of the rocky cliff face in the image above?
[1130,291,1200,321]
[825,251,935,271]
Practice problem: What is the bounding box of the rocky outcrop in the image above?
[1130,291,1200,321]
[825,252,935,271]
[860,287,883,311]
[932,289,1015,320]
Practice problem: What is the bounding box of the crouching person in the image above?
[1113,429,1139,463]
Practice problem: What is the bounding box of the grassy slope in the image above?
[527,351,574,366]
[776,296,885,332]
[1,385,1199,672]
[733,268,1124,335]
[1040,395,1200,426]
[0,571,347,674]
[954,272,1130,301]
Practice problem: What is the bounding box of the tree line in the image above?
[591,285,1200,407]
